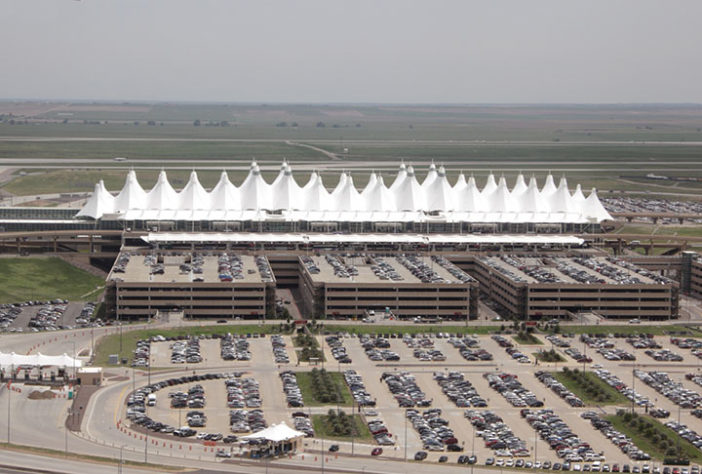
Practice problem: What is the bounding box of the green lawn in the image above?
[319,324,498,335]
[295,371,354,407]
[0,257,103,303]
[93,324,283,366]
[607,413,702,462]
[533,350,565,363]
[553,370,630,405]
[557,325,700,337]
[513,333,543,345]
[311,413,373,442]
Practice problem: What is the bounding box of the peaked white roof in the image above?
[541,173,557,198]
[239,162,270,210]
[210,171,240,210]
[271,163,301,210]
[454,175,484,212]
[518,176,546,213]
[363,175,396,211]
[241,422,305,442]
[549,176,572,213]
[76,180,114,218]
[422,162,438,189]
[394,166,426,211]
[302,172,329,211]
[571,184,586,206]
[482,173,497,195]
[425,166,454,211]
[511,174,528,199]
[583,188,613,222]
[361,172,378,196]
[331,173,362,211]
[114,170,147,212]
[179,171,210,210]
[77,161,613,224]
[389,162,407,192]
[147,171,178,210]
[490,176,517,213]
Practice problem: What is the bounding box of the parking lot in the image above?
[121,329,702,467]
[0,301,91,332]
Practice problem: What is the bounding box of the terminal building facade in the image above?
[0,160,689,323]
[75,161,613,234]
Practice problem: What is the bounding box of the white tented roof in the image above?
[76,161,613,223]
[0,352,82,368]
[76,180,115,219]
[241,422,305,443]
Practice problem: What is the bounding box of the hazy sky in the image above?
[1,0,701,103]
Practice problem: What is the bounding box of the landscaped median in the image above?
[607,410,701,464]
[296,368,353,406]
[513,331,542,345]
[293,332,325,363]
[311,410,373,442]
[533,349,565,363]
[553,368,629,405]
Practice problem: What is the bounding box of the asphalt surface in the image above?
[4,313,702,473]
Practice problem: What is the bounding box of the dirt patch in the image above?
[28,390,56,400]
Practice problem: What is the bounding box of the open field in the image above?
[0,257,103,304]
[1,103,701,197]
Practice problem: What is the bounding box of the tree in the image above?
[316,121,326,128]
[193,119,201,126]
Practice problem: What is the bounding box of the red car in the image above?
[371,448,383,456]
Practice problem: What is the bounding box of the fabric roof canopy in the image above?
[240,422,305,443]
[0,352,82,368]
[76,161,613,223]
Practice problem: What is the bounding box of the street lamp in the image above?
[404,409,408,462]
[119,445,125,474]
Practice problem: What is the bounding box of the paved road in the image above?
[4,310,702,473]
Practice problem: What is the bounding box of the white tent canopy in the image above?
[76,161,613,223]
[0,352,82,368]
[240,422,305,443]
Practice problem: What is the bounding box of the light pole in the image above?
[7,364,12,444]
[471,422,475,474]
[404,409,408,462]
[119,445,125,474]
[534,425,538,465]
[65,407,70,456]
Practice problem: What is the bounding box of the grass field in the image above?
[0,257,103,303]
[553,370,630,405]
[560,325,700,337]
[513,333,543,345]
[1,103,702,197]
[607,413,701,462]
[311,413,373,442]
[295,371,354,407]
[533,350,565,363]
[93,324,283,366]
[318,324,498,335]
